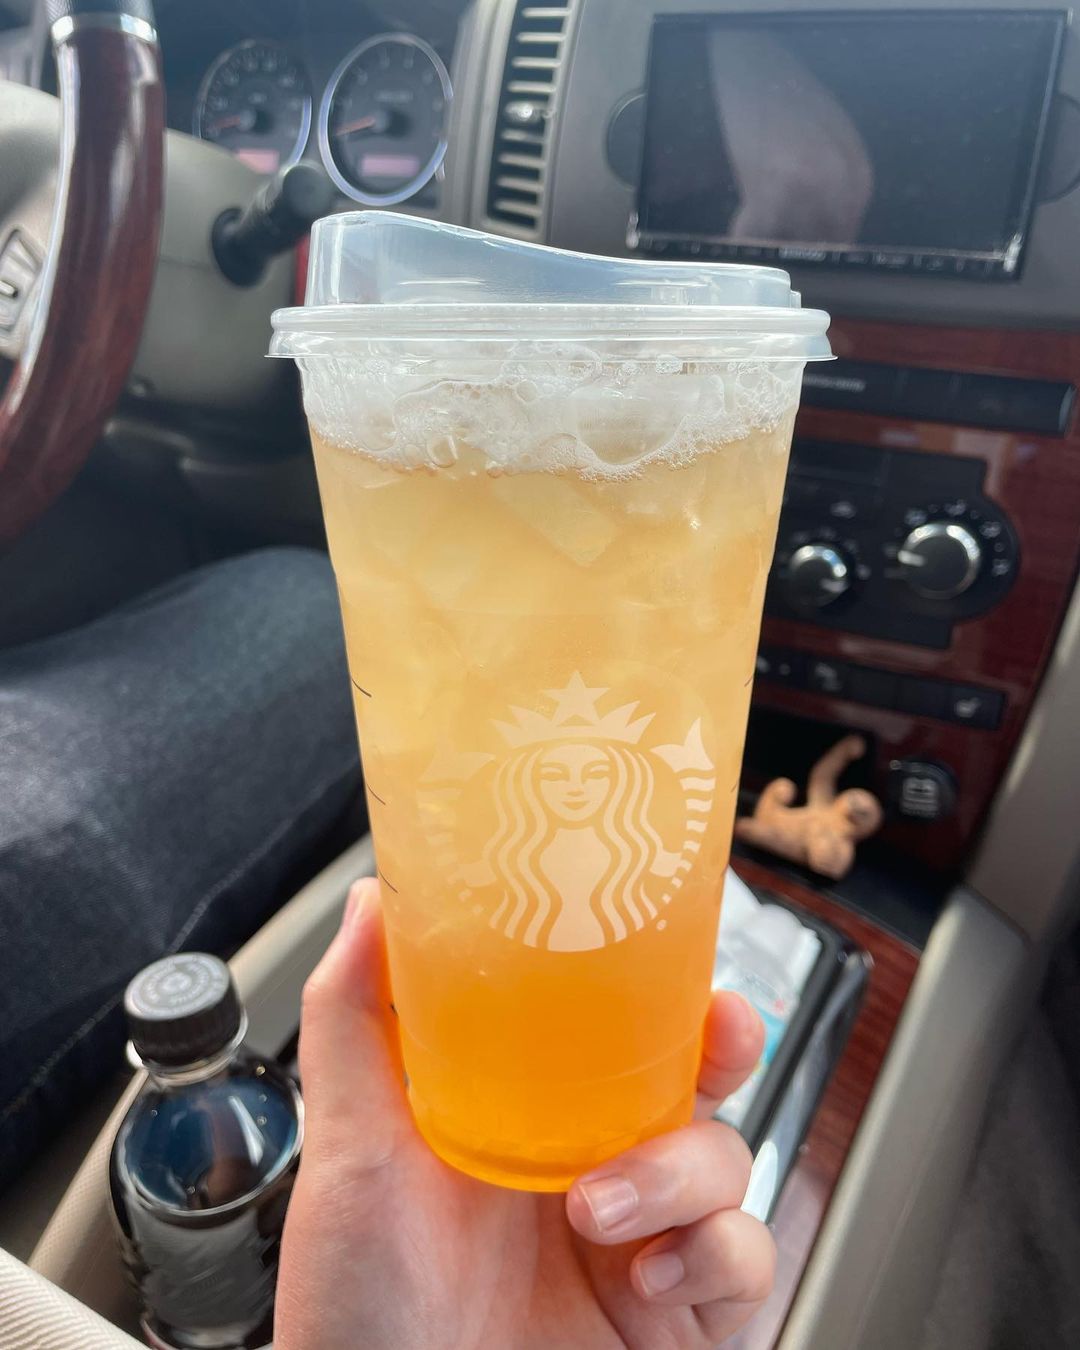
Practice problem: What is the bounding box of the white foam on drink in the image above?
[299,347,803,479]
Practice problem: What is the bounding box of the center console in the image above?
[753,318,1080,874]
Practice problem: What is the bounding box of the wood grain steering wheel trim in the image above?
[0,10,164,549]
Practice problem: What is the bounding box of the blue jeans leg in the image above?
[0,547,362,1187]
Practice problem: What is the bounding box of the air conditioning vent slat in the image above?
[511,56,561,70]
[497,176,546,194]
[493,200,543,221]
[487,0,576,237]
[506,81,554,97]
[501,129,547,147]
[498,152,545,171]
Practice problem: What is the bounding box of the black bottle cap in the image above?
[124,953,243,1067]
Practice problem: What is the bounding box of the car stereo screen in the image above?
[636,11,1064,274]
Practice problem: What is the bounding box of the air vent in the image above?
[486,3,574,236]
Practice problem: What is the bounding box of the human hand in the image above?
[276,878,772,1350]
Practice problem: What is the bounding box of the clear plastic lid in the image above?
[270,212,831,359]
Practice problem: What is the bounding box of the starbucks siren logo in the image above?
[419,674,716,952]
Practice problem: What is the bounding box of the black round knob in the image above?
[785,543,851,609]
[899,522,982,600]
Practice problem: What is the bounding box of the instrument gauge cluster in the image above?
[191,30,452,205]
[193,40,311,175]
[319,34,452,205]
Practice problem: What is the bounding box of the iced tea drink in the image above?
[272,212,830,1189]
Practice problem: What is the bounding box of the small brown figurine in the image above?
[734,734,883,879]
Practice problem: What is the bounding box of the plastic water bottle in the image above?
[109,953,302,1350]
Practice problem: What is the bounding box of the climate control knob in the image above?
[784,543,851,609]
[898,522,982,600]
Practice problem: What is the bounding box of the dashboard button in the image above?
[825,485,881,522]
[872,251,910,269]
[848,667,898,709]
[756,648,803,684]
[898,369,958,423]
[953,375,1075,436]
[944,685,1004,729]
[773,651,804,684]
[800,359,902,415]
[897,678,948,718]
[807,659,848,696]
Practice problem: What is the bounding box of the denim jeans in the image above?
[0,548,362,1188]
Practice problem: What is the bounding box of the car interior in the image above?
[2,0,1080,1347]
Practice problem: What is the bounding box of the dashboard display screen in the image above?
[637,11,1065,276]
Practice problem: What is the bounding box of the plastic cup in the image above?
[271,213,830,1191]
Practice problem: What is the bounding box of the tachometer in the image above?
[319,33,452,205]
[194,40,311,175]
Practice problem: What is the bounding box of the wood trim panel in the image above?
[756,318,1080,869]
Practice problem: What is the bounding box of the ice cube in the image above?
[488,473,618,566]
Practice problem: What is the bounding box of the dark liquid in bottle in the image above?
[110,1056,300,1350]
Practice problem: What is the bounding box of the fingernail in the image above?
[727,994,765,1058]
[729,992,759,1032]
[344,881,368,929]
[578,1175,639,1232]
[637,1251,685,1297]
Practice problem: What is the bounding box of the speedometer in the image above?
[319,33,452,205]
[194,40,311,175]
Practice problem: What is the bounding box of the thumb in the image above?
[298,877,412,1163]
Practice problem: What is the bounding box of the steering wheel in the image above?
[0,0,164,550]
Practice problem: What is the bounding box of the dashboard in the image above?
[10,0,1079,325]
